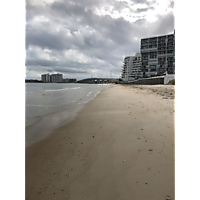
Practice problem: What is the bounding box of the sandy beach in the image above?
[26,84,175,200]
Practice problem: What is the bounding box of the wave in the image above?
[44,87,80,92]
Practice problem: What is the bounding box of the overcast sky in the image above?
[25,0,174,80]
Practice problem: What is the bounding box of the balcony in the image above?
[168,35,174,39]
[149,38,157,42]
[158,53,174,57]
[158,36,166,40]
[141,39,148,43]
[158,40,166,44]
[141,46,149,49]
[141,47,157,52]
[141,42,149,45]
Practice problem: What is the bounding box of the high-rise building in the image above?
[129,53,142,80]
[121,53,142,81]
[121,56,134,81]
[50,73,63,83]
[41,73,63,83]
[140,31,175,77]
[41,73,50,82]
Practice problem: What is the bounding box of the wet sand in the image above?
[26,84,175,200]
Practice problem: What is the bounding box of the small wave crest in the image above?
[44,87,80,92]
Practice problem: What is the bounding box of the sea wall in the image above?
[128,77,165,85]
[164,74,175,85]
[120,74,175,85]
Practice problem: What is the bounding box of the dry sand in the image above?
[26,84,175,200]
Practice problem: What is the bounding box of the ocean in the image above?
[25,83,111,146]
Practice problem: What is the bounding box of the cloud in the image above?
[151,11,174,36]
[25,0,174,80]
[134,18,147,25]
[136,6,154,13]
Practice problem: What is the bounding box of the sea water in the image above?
[25,83,111,146]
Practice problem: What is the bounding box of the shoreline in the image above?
[25,84,112,147]
[26,84,174,200]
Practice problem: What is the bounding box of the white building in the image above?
[41,73,63,83]
[121,53,142,81]
[121,56,134,81]
[41,73,50,83]
[129,53,142,80]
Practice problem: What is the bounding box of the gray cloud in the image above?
[169,0,174,9]
[151,12,174,36]
[136,6,154,13]
[25,0,174,80]
[134,18,147,25]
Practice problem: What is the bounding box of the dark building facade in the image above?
[140,31,175,77]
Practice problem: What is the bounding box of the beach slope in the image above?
[26,85,175,200]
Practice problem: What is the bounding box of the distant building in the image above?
[41,73,76,83]
[121,56,134,81]
[62,78,69,83]
[25,79,43,83]
[62,78,76,83]
[140,31,175,77]
[69,79,76,83]
[121,53,142,81]
[129,53,142,80]
[50,73,63,83]
[41,73,50,83]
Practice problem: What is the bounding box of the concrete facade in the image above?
[164,72,175,85]
[41,73,63,83]
[130,53,142,80]
[121,53,142,81]
[140,31,175,77]
[50,73,63,83]
[41,73,50,83]
[121,56,134,81]
[121,76,165,85]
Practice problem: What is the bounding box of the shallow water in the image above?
[25,83,111,146]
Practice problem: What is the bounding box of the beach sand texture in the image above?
[26,85,175,200]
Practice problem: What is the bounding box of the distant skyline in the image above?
[25,0,174,80]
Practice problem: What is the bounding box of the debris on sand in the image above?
[149,149,153,151]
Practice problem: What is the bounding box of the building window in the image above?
[167,50,173,54]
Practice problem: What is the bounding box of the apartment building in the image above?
[130,53,142,80]
[50,73,63,83]
[140,31,175,77]
[41,73,76,83]
[41,73,50,83]
[121,56,134,81]
[121,53,142,81]
[41,73,63,83]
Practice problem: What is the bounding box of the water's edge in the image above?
[25,85,113,148]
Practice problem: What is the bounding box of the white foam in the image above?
[87,91,92,96]
[44,87,80,92]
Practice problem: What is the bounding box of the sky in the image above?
[25,0,174,80]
